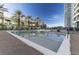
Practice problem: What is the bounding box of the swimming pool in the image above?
[12,30,65,52]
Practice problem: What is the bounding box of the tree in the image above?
[15,10,22,29]
[0,4,8,29]
[35,16,40,27]
[41,23,47,29]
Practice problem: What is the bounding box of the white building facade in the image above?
[72,3,79,28]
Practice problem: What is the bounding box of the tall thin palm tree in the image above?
[15,10,22,29]
[35,16,40,27]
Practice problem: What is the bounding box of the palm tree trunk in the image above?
[2,17,4,30]
[18,18,20,29]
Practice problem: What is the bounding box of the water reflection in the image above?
[57,34,60,37]
[12,31,65,52]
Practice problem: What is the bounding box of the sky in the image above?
[4,3,64,27]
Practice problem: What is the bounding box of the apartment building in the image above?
[0,4,4,29]
[73,3,79,28]
[64,3,72,28]
[11,15,42,30]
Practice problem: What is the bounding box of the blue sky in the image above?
[4,3,64,27]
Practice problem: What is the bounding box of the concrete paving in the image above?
[70,32,79,55]
[0,31,43,55]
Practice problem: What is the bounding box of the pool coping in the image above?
[57,34,71,55]
[7,31,71,55]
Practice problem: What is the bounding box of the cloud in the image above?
[44,14,64,27]
[43,14,64,23]
[47,24,58,27]
[48,14,64,20]
[47,23,64,27]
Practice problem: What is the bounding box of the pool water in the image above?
[12,30,65,52]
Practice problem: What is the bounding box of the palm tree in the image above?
[41,23,47,29]
[0,4,8,29]
[35,16,40,27]
[15,10,22,29]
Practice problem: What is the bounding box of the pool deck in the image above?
[0,31,42,55]
[70,32,79,55]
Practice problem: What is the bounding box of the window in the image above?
[74,17,76,21]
